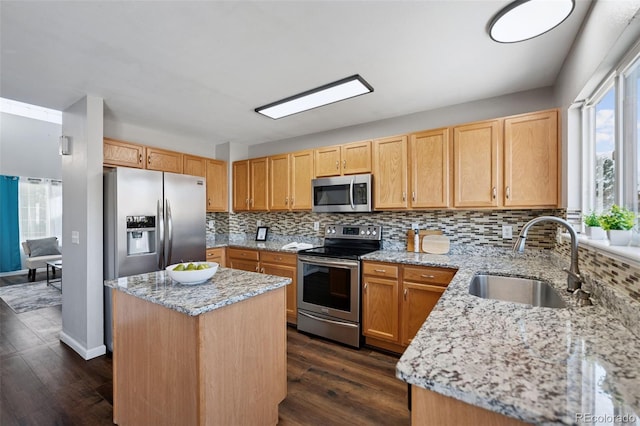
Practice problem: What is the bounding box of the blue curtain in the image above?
[0,175,21,272]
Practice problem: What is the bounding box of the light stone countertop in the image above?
[104,267,291,316]
[362,250,640,425]
[207,234,321,252]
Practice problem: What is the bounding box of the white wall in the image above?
[60,95,106,360]
[247,87,555,158]
[0,112,62,179]
[104,118,219,159]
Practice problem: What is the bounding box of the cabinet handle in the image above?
[285,197,288,205]
[139,154,143,163]
[148,155,151,165]
[492,187,497,199]
[404,288,408,300]
[255,266,260,272]
[291,197,294,206]
[506,186,510,199]
[343,159,346,169]
[364,282,368,291]
[374,269,386,273]
[245,198,249,205]
[402,192,406,201]
[277,256,282,261]
[250,199,254,207]
[335,160,339,170]
[412,191,416,202]
[207,198,211,206]
[421,274,435,279]
[260,268,265,273]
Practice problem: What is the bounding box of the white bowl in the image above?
[166,262,219,285]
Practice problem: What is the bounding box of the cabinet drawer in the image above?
[260,251,297,266]
[363,262,399,279]
[403,266,456,286]
[227,248,259,261]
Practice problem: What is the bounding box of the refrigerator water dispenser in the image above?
[126,215,156,255]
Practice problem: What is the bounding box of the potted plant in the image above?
[583,211,606,240]
[599,205,636,246]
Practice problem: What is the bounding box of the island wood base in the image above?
[411,385,530,426]
[113,287,286,426]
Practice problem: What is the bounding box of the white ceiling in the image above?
[0,1,591,147]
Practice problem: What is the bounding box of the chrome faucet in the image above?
[513,216,583,293]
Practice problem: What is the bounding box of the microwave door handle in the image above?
[349,177,355,210]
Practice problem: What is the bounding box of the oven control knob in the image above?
[366,230,371,235]
[331,229,336,234]
[360,230,365,235]
[372,230,377,236]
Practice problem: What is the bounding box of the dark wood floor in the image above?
[1,295,410,425]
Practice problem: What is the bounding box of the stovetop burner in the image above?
[298,224,382,260]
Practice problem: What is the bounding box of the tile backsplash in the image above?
[208,209,565,250]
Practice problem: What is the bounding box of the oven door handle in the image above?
[298,255,359,268]
[299,311,359,329]
[349,176,355,210]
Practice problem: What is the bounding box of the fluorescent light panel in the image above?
[489,0,574,43]
[255,74,373,119]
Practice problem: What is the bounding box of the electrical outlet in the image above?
[313,221,320,231]
[71,231,80,244]
[411,222,419,230]
[502,225,513,239]
[256,219,262,227]
[208,220,214,229]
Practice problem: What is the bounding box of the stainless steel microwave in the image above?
[311,174,373,213]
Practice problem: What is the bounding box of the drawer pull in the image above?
[374,269,386,273]
[404,288,407,300]
[421,274,435,279]
[260,268,265,273]
[255,266,259,272]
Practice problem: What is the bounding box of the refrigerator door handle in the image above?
[166,199,174,265]
[158,199,165,269]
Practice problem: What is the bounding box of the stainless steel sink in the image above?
[469,274,566,308]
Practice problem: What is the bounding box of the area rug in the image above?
[0,281,62,314]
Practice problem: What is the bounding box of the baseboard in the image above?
[59,331,106,360]
[0,269,28,278]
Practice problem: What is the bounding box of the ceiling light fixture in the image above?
[255,74,373,119]
[489,0,574,43]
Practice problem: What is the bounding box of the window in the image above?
[18,177,63,245]
[583,45,640,219]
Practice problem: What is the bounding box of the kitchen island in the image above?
[104,267,291,426]
[363,249,640,425]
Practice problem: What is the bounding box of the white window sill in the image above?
[559,233,640,267]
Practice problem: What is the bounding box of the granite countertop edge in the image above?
[361,249,640,425]
[105,267,291,316]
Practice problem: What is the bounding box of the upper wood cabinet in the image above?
[314,140,372,177]
[269,150,314,211]
[183,155,206,177]
[373,135,408,209]
[146,147,183,173]
[453,119,501,208]
[206,159,228,212]
[409,128,451,209]
[503,110,558,207]
[453,109,559,209]
[233,158,269,211]
[104,138,146,168]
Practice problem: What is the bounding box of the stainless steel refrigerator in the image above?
[103,167,206,351]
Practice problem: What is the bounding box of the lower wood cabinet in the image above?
[362,261,456,353]
[205,247,226,267]
[227,248,298,325]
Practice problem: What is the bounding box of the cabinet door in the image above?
[290,150,314,210]
[206,247,226,267]
[232,161,250,212]
[410,128,450,208]
[183,155,206,177]
[146,147,183,173]
[504,110,558,207]
[342,140,372,175]
[250,157,269,211]
[269,154,290,211]
[261,262,297,325]
[373,135,408,209]
[104,138,145,168]
[206,159,228,212]
[314,146,341,177]
[362,275,399,343]
[453,120,500,207]
[401,283,446,346]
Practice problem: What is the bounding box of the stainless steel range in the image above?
[297,224,382,348]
